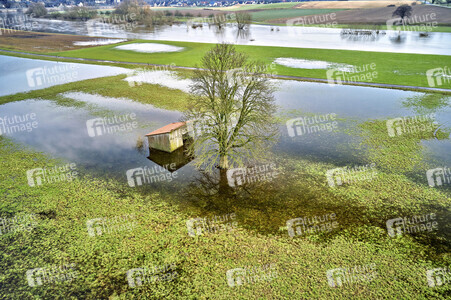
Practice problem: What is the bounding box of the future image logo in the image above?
[226,264,277,288]
[26,264,78,287]
[0,14,38,35]
[126,164,178,187]
[225,68,246,87]
[426,67,450,88]
[86,218,105,237]
[226,268,247,287]
[25,65,79,88]
[226,164,278,187]
[86,113,138,137]
[326,69,344,86]
[326,63,377,86]
[426,167,451,187]
[386,18,404,31]
[286,213,338,238]
[286,13,338,36]
[386,114,436,137]
[0,213,37,236]
[126,268,146,288]
[386,213,438,237]
[126,263,178,288]
[86,215,136,237]
[326,268,345,287]
[86,13,138,36]
[26,163,78,187]
[186,213,237,237]
[426,267,450,287]
[386,13,438,32]
[386,117,404,137]
[0,113,38,136]
[326,264,377,288]
[26,68,45,87]
[326,164,377,188]
[126,167,145,187]
[226,167,247,187]
[286,113,338,137]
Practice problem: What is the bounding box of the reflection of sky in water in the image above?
[274,80,451,165]
[0,97,195,184]
[0,55,130,96]
[62,91,181,117]
[1,73,450,182]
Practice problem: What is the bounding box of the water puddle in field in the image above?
[124,70,192,93]
[115,43,185,53]
[274,58,354,71]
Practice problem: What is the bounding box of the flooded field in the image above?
[0,7,450,298]
[1,12,450,55]
[1,60,450,187]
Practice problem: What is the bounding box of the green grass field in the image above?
[45,40,451,89]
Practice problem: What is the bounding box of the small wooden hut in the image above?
[145,122,187,153]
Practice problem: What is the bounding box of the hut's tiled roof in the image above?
[145,122,186,136]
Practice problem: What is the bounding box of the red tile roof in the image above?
[146,122,186,136]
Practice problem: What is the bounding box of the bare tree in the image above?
[392,4,412,21]
[211,13,227,29]
[185,44,277,172]
[26,3,47,17]
[235,12,251,30]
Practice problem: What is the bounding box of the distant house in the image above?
[146,122,187,153]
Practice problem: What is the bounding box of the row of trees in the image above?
[24,1,251,29]
[26,3,98,21]
[114,0,173,26]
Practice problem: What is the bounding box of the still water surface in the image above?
[0,55,129,96]
[2,13,450,55]
[1,58,449,188]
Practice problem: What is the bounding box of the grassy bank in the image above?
[45,40,451,89]
[0,74,189,111]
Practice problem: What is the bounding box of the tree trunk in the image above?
[219,168,231,195]
[219,155,229,169]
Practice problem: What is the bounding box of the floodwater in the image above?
[0,55,129,96]
[1,64,450,188]
[2,12,450,55]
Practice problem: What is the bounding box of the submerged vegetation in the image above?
[0,70,450,297]
[0,5,450,293]
[0,110,449,298]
